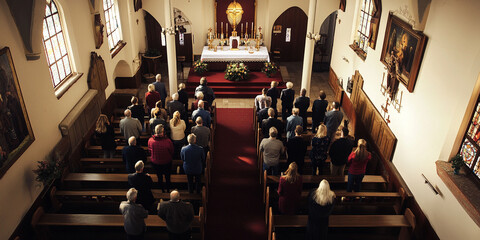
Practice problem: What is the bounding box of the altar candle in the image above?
[246,23,248,37]
[215,22,217,34]
[221,22,223,35]
[226,23,229,37]
[241,23,243,35]
[252,22,254,37]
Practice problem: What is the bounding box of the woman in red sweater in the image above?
[277,162,303,214]
[347,139,371,192]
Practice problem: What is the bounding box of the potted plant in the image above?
[450,154,463,175]
[193,59,208,75]
[225,62,249,82]
[261,62,278,78]
[144,48,161,58]
[33,154,64,186]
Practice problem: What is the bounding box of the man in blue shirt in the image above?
[152,74,167,108]
[286,108,303,140]
[191,100,211,128]
[180,133,205,194]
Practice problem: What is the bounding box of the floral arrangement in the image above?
[225,62,249,82]
[32,154,64,185]
[261,62,278,77]
[193,60,208,74]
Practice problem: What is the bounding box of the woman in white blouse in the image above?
[169,111,186,159]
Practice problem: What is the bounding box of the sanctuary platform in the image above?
[186,68,285,98]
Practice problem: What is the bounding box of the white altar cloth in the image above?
[200,46,270,62]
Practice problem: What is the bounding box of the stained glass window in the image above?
[42,0,72,88]
[355,0,374,53]
[459,99,480,180]
[103,0,122,50]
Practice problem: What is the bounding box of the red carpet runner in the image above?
[205,108,267,240]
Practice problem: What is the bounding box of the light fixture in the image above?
[306,32,322,41]
[162,27,176,36]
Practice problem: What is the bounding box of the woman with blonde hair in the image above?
[170,111,186,159]
[347,139,371,192]
[150,100,168,120]
[310,124,330,175]
[277,162,303,214]
[95,114,116,158]
[306,179,336,240]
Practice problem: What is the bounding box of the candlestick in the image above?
[246,23,248,38]
[226,23,229,37]
[241,23,243,36]
[215,22,217,34]
[252,22,254,37]
[221,22,223,35]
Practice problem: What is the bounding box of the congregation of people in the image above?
[94,74,213,240]
[258,81,372,239]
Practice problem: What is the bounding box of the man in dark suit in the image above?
[122,137,147,173]
[177,83,189,113]
[257,98,272,124]
[158,190,195,240]
[167,93,187,124]
[285,126,308,174]
[195,77,216,105]
[153,74,168,108]
[128,96,146,124]
[280,81,295,121]
[128,161,155,211]
[267,81,280,111]
[311,90,328,133]
[294,88,310,132]
[261,108,284,139]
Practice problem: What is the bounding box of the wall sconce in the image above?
[162,27,176,36]
[306,32,321,41]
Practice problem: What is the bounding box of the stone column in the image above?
[165,0,177,94]
[300,0,317,94]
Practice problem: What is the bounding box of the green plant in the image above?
[225,62,249,82]
[261,62,278,78]
[145,48,161,57]
[32,154,64,185]
[450,154,464,174]
[193,60,208,74]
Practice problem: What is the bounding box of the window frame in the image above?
[458,92,480,180]
[350,0,375,60]
[103,0,125,56]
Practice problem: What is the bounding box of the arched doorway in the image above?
[313,11,337,72]
[270,7,308,62]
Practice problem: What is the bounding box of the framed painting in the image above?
[380,13,427,93]
[0,47,35,178]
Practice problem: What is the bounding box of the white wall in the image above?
[0,0,145,238]
[331,0,480,239]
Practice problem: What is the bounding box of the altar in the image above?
[200,46,270,71]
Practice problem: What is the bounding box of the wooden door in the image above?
[270,7,308,62]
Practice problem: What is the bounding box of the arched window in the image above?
[103,0,123,50]
[42,0,72,88]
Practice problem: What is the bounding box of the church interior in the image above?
[1,0,480,239]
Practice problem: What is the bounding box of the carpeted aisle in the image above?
[205,108,267,240]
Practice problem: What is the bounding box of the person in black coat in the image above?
[262,108,284,140]
[257,99,272,124]
[178,83,189,113]
[122,137,148,173]
[306,180,336,240]
[128,161,155,211]
[95,114,117,158]
[329,122,354,176]
[280,81,295,121]
[294,88,310,131]
[267,81,280,111]
[311,90,328,133]
[128,96,146,125]
[285,126,308,174]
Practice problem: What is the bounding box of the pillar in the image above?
[165,0,177,94]
[300,0,317,94]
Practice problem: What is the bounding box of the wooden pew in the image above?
[32,207,205,240]
[80,158,183,173]
[267,207,415,240]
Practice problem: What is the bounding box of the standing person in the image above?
[285,126,308,174]
[280,81,295,121]
[329,126,354,176]
[324,102,343,140]
[148,124,174,193]
[145,84,161,113]
[181,134,205,194]
[259,127,285,175]
[294,88,310,131]
[119,188,148,240]
[150,100,168,120]
[95,114,116,158]
[285,108,303,140]
[277,162,303,214]
[149,108,171,137]
[191,117,211,159]
[158,190,195,240]
[170,111,186,159]
[128,161,155,211]
[257,99,272,124]
[177,83,189,113]
[310,124,330,176]
[191,91,211,112]
[153,74,168,108]
[255,88,272,112]
[306,180,336,240]
[120,109,143,143]
[261,108,284,139]
[128,96,146,124]
[195,77,215,105]
[267,81,280,111]
[167,93,187,120]
[347,139,371,192]
[191,100,211,128]
[123,137,147,173]
[311,90,328,133]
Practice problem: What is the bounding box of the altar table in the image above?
[200,46,270,71]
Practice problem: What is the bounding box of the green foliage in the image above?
[261,62,278,78]
[32,154,64,185]
[224,62,249,82]
[450,154,464,170]
[145,49,161,57]
[193,60,208,74]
